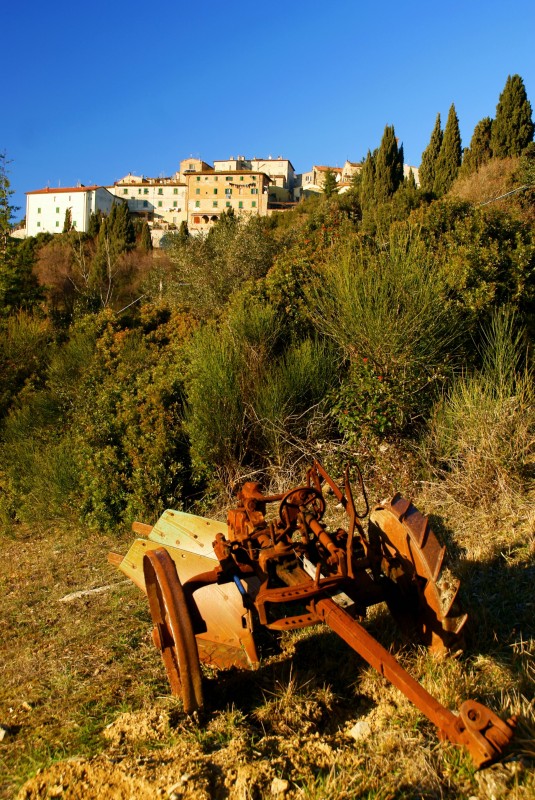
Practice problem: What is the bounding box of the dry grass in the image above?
[450,158,519,206]
[2,447,534,799]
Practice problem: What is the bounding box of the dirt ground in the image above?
[16,701,532,800]
[2,460,534,800]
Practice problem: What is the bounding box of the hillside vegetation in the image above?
[1,87,534,797]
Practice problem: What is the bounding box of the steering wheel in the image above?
[278,486,326,526]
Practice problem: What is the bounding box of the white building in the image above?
[108,173,188,229]
[25,186,120,237]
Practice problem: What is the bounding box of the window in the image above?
[37,208,41,213]
[195,201,200,208]
[213,201,218,207]
[143,201,148,208]
[240,176,244,181]
[252,201,257,208]
[158,188,163,195]
[73,221,77,227]
[196,176,201,182]
[173,201,178,208]
[226,201,231,207]
[158,201,162,207]
[173,188,178,195]
[195,188,200,195]
[225,176,232,181]
[213,189,218,195]
[56,221,60,227]
[123,189,128,195]
[238,201,243,209]
[193,215,200,224]
[252,175,257,181]
[144,188,149,195]
[37,221,41,227]
[56,207,60,213]
[251,188,258,194]
[225,188,232,196]
[138,188,142,194]
[214,176,218,181]
[189,164,195,170]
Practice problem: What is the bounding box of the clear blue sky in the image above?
[5,0,535,221]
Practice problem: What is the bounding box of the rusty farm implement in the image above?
[109,461,516,768]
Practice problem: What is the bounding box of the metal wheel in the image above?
[369,495,467,653]
[279,487,326,526]
[143,547,204,713]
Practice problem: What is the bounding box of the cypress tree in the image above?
[491,74,534,157]
[374,125,404,203]
[419,113,442,194]
[111,202,135,251]
[405,168,417,190]
[88,211,101,238]
[433,104,462,196]
[63,207,72,233]
[0,152,18,257]
[178,220,190,243]
[140,221,153,252]
[322,168,338,197]
[461,117,493,176]
[359,149,376,209]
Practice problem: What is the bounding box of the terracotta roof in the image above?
[315,166,343,173]
[26,185,101,195]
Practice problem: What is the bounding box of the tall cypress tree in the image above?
[374,125,404,203]
[491,74,534,157]
[433,104,462,196]
[359,149,376,209]
[322,168,338,197]
[63,207,72,233]
[419,113,442,194]
[140,221,153,252]
[461,117,493,176]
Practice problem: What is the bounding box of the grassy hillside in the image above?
[1,157,534,798]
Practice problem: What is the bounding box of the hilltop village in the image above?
[23,155,419,244]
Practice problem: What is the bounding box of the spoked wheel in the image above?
[279,487,326,527]
[143,547,204,713]
[369,495,467,654]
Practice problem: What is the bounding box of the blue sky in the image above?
[5,0,535,221]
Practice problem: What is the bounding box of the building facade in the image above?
[185,169,270,234]
[109,174,187,228]
[25,186,120,237]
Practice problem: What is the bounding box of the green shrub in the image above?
[162,215,278,316]
[184,318,254,484]
[426,308,533,508]
[0,312,52,421]
[185,296,340,484]
[253,338,339,466]
[309,227,461,436]
[1,307,194,531]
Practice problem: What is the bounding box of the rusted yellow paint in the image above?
[112,510,259,669]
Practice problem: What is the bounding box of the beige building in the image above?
[294,165,343,200]
[185,168,270,234]
[213,156,296,202]
[109,173,187,229]
[177,158,213,181]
